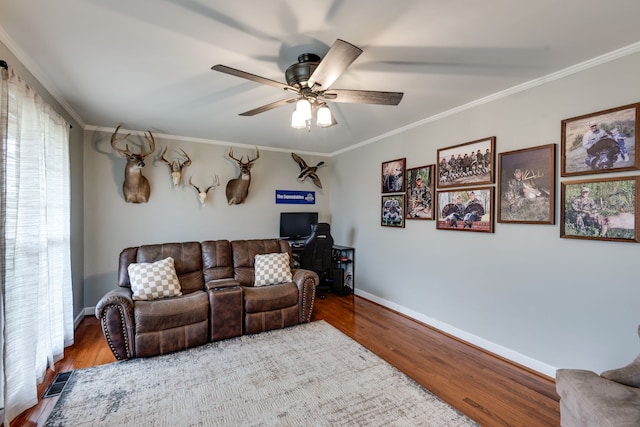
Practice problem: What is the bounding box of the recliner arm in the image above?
[601,354,640,388]
[292,268,319,323]
[601,324,640,388]
[205,278,240,291]
[95,287,135,360]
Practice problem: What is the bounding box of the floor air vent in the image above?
[43,371,73,398]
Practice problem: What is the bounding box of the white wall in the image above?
[8,32,639,376]
[83,130,330,306]
[330,51,640,376]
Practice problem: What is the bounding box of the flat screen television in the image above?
[279,212,318,240]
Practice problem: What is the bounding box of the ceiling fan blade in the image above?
[239,97,298,116]
[308,39,362,90]
[212,64,297,92]
[323,89,404,105]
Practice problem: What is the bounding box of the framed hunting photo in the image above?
[561,103,639,177]
[381,158,406,193]
[405,165,435,220]
[436,137,495,189]
[497,144,556,224]
[381,195,405,228]
[560,176,639,243]
[436,187,494,233]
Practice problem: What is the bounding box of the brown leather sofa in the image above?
[95,239,318,360]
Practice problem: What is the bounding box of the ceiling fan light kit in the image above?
[295,98,312,121]
[290,109,307,129]
[316,104,332,127]
[212,39,403,132]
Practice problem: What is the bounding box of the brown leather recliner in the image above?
[231,239,313,334]
[95,239,318,360]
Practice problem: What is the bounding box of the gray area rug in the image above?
[46,320,477,426]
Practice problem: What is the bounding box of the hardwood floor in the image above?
[11,293,560,426]
[313,294,560,426]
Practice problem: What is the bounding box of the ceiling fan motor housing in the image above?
[211,39,403,117]
[285,53,321,88]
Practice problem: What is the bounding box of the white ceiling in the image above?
[2,0,640,155]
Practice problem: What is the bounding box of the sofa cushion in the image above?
[231,239,293,286]
[128,257,182,301]
[119,242,205,293]
[601,355,640,388]
[254,252,292,286]
[134,291,210,357]
[201,240,234,282]
[243,282,299,313]
[556,368,640,426]
[134,290,209,333]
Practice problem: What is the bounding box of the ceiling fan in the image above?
[211,39,404,128]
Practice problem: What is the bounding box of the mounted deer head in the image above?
[225,147,259,205]
[110,125,155,203]
[160,146,191,187]
[189,175,220,206]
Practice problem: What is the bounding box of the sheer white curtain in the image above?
[0,65,73,425]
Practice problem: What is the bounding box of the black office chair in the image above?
[300,223,334,299]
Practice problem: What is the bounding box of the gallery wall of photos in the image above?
[380,102,640,243]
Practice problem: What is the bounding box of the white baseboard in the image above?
[74,306,96,329]
[354,289,557,378]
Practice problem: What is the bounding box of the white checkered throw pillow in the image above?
[254,252,292,287]
[128,257,183,301]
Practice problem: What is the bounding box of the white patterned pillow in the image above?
[128,257,183,301]
[254,252,292,287]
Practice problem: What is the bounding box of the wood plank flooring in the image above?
[313,294,560,426]
[11,293,560,426]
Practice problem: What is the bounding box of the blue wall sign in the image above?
[275,190,316,204]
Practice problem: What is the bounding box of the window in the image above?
[1,65,73,425]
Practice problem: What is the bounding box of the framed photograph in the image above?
[437,137,495,189]
[561,103,639,176]
[560,176,639,243]
[381,195,405,228]
[436,187,494,233]
[381,158,406,193]
[497,144,556,224]
[405,165,435,220]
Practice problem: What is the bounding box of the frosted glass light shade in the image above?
[291,109,306,129]
[316,105,332,127]
[296,99,312,121]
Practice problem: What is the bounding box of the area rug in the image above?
[46,320,477,426]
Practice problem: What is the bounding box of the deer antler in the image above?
[111,125,155,157]
[161,146,192,169]
[522,169,543,181]
[160,146,171,166]
[141,131,155,157]
[247,147,259,164]
[190,175,219,193]
[178,148,192,167]
[228,148,242,163]
[189,176,201,193]
[190,175,219,205]
[229,147,259,166]
[111,125,134,156]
